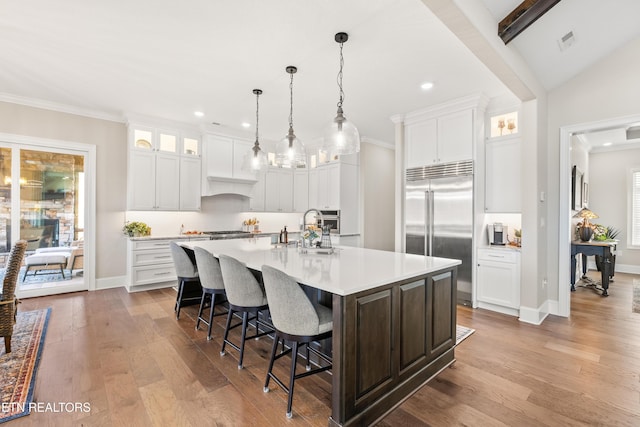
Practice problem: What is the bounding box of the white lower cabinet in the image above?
[476,248,520,316]
[126,237,209,292]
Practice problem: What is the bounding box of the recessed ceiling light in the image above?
[241,122,251,128]
[194,111,204,117]
[602,142,613,147]
[421,82,434,90]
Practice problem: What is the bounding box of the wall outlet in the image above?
[542,278,547,289]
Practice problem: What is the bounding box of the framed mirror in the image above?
[571,165,583,211]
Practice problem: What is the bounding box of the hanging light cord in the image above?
[255,92,260,144]
[288,72,294,128]
[336,41,344,109]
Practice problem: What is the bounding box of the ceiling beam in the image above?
[498,0,561,44]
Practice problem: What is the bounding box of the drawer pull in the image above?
[488,254,505,258]
[154,271,172,276]
[153,255,171,259]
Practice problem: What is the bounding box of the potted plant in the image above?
[594,225,620,275]
[123,221,151,237]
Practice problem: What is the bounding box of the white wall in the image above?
[589,147,640,271]
[0,101,127,279]
[360,141,395,251]
[547,37,640,301]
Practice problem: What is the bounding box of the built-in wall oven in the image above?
[319,210,340,234]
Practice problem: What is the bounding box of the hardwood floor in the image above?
[9,272,640,426]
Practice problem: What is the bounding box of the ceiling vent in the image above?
[558,31,576,51]
[626,126,640,140]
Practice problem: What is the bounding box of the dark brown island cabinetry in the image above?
[331,268,457,426]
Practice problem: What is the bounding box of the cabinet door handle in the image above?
[154,271,171,276]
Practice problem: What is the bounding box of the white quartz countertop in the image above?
[182,238,461,296]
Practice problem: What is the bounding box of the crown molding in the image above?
[361,137,395,150]
[0,92,125,123]
[403,93,489,125]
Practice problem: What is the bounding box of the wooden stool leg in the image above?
[4,335,11,353]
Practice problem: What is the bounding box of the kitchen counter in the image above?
[183,238,460,426]
[128,234,208,241]
[182,238,459,296]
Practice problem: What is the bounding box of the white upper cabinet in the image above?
[406,110,472,166]
[485,137,521,213]
[180,156,202,211]
[265,168,293,212]
[437,109,473,163]
[406,119,437,168]
[308,159,359,235]
[128,124,200,211]
[403,95,486,168]
[293,169,309,213]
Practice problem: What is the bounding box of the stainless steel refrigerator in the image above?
[405,161,473,305]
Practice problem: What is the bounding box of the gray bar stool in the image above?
[261,265,332,419]
[193,247,228,340]
[169,242,202,320]
[218,254,273,369]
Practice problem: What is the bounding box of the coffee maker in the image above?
[488,223,508,245]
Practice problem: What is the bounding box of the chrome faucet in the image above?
[302,208,324,230]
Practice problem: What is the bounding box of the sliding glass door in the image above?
[0,143,89,297]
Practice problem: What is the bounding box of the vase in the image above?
[579,227,593,242]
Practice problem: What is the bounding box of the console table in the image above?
[570,240,616,296]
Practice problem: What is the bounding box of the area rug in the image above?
[456,324,475,345]
[0,268,71,285]
[0,308,51,423]
[633,279,640,314]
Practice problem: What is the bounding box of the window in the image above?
[631,168,640,247]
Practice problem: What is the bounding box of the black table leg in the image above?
[570,254,577,292]
[601,247,610,297]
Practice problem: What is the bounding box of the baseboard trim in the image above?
[519,300,549,325]
[616,263,640,275]
[96,275,126,290]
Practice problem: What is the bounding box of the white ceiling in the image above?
[1,0,639,147]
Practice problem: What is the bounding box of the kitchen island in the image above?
[183,238,460,426]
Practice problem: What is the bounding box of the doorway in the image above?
[0,133,95,298]
[558,113,640,316]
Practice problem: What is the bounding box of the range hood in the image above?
[203,176,257,198]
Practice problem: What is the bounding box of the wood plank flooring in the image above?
[8,271,640,426]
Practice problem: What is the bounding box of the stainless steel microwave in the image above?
[319,210,340,234]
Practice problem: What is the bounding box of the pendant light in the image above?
[247,88,267,171]
[323,32,360,156]
[275,66,306,168]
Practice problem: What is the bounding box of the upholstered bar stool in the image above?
[193,247,228,340]
[218,254,273,369]
[261,265,333,419]
[169,242,202,320]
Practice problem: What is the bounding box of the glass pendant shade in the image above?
[249,141,268,171]
[275,66,306,168]
[323,106,360,156]
[324,32,360,156]
[242,88,267,172]
[275,126,306,168]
